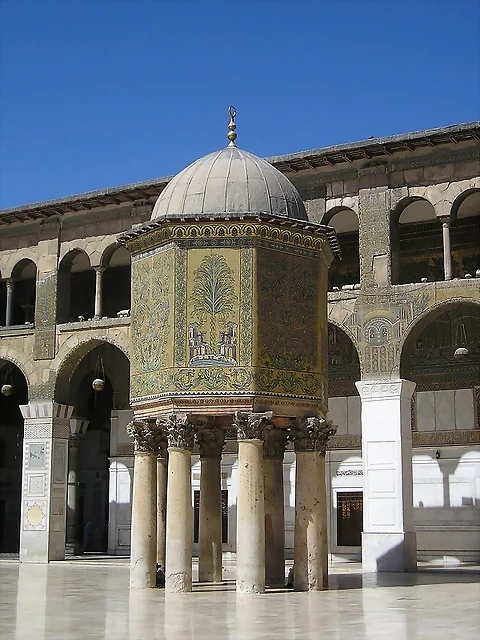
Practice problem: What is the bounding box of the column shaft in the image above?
[166,449,193,592]
[236,439,265,593]
[442,219,452,281]
[5,279,13,326]
[264,457,285,587]
[65,438,81,552]
[199,456,222,582]
[294,451,327,591]
[130,452,157,588]
[156,456,168,567]
[94,267,104,319]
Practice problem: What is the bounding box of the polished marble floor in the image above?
[1,561,479,639]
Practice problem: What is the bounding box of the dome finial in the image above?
[227,105,237,147]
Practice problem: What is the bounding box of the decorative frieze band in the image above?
[293,417,337,454]
[196,428,225,459]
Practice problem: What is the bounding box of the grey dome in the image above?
[151,146,307,220]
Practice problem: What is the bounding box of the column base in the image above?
[236,579,265,594]
[166,572,192,593]
[65,542,82,556]
[362,532,417,572]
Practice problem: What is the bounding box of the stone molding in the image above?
[233,411,273,441]
[196,427,225,459]
[413,430,480,446]
[126,418,164,454]
[263,427,289,459]
[293,416,337,454]
[355,379,416,401]
[157,413,198,451]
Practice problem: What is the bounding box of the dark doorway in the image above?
[337,491,363,547]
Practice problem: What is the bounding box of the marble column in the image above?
[440,217,452,281]
[356,380,417,572]
[234,411,272,594]
[65,418,88,554]
[161,413,196,593]
[263,428,288,587]
[197,427,225,583]
[5,278,13,326]
[293,417,336,591]
[127,419,162,588]
[156,427,168,568]
[19,402,74,562]
[93,266,105,319]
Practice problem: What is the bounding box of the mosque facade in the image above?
[0,119,479,585]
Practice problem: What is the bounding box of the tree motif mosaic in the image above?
[188,253,238,367]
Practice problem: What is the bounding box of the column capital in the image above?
[355,379,416,401]
[157,413,199,451]
[4,277,14,291]
[126,418,164,454]
[94,265,106,274]
[263,427,289,459]
[69,418,89,437]
[439,216,451,227]
[293,416,337,454]
[196,427,225,458]
[234,411,273,441]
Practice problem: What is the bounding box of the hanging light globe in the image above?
[1,384,13,396]
[453,346,469,359]
[92,378,105,392]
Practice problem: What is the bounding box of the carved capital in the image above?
[68,433,83,448]
[293,417,337,454]
[154,424,168,459]
[126,418,164,454]
[263,427,289,459]
[157,413,198,451]
[196,427,225,458]
[234,411,273,441]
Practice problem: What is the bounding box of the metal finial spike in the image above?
[227,105,237,147]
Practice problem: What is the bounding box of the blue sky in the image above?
[1,0,479,208]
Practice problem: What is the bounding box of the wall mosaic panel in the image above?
[127,222,331,406]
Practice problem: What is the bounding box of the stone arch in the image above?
[54,336,130,405]
[398,297,480,379]
[323,208,360,290]
[328,321,362,395]
[0,350,31,394]
[449,188,480,278]
[451,187,480,220]
[54,338,131,553]
[391,196,442,284]
[9,258,37,325]
[57,249,95,322]
[100,243,131,318]
[0,357,29,552]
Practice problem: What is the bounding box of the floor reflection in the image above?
[0,562,478,639]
